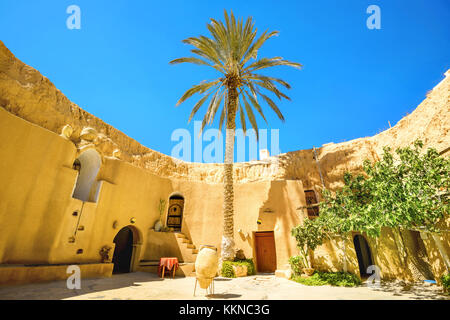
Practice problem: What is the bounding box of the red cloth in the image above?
[158,257,179,276]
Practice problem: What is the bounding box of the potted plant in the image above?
[154,199,166,232]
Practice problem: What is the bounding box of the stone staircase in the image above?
[175,232,199,263]
[137,232,198,277]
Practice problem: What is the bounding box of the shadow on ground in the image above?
[206,293,242,299]
[0,272,164,300]
[363,280,448,300]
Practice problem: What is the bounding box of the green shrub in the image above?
[292,271,361,287]
[220,259,256,278]
[288,256,304,276]
[221,261,236,278]
[234,259,256,275]
[441,274,450,292]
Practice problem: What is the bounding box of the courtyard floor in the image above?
[0,272,447,300]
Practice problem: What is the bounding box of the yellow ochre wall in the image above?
[0,39,448,285]
[0,107,306,277]
[1,104,449,285]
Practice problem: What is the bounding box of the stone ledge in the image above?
[275,269,292,279]
[0,263,113,286]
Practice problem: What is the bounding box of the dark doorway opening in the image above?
[353,234,374,277]
[112,227,134,274]
[254,231,277,273]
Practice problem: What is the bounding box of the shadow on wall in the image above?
[255,180,304,270]
[144,230,184,262]
[401,230,436,281]
[371,228,411,281]
[421,233,450,283]
[313,237,349,273]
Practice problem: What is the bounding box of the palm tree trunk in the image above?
[221,87,237,261]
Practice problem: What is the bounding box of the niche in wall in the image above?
[72,149,102,202]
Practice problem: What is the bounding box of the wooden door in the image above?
[254,231,277,273]
[166,198,184,231]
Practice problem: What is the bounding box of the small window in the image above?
[304,190,319,218]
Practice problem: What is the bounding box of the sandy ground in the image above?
[0,272,447,300]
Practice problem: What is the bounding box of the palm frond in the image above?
[241,31,279,66]
[176,79,222,106]
[171,9,301,135]
[260,93,285,122]
[244,57,302,73]
[242,92,259,139]
[188,94,210,123]
[253,79,291,100]
[241,90,268,124]
[169,57,211,66]
[247,74,291,89]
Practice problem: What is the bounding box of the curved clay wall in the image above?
[0,40,448,284]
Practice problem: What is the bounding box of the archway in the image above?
[72,149,101,202]
[166,194,184,232]
[112,227,134,274]
[353,234,374,277]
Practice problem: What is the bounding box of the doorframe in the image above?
[112,225,142,273]
[164,192,185,231]
[252,231,277,273]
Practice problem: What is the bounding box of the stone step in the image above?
[186,244,196,249]
[175,233,186,239]
[192,249,198,254]
[182,239,192,244]
[139,260,160,266]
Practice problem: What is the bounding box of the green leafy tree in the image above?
[319,140,449,236]
[291,140,449,270]
[170,10,301,261]
[291,218,327,268]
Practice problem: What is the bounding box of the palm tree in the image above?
[170,10,301,261]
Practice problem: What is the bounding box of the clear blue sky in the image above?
[1,1,449,162]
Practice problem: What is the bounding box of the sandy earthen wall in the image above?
[0,40,448,282]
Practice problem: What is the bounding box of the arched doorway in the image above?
[166,194,184,232]
[112,227,134,274]
[353,234,374,277]
[72,149,102,202]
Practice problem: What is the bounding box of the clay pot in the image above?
[302,268,315,276]
[154,220,162,232]
[195,245,218,289]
